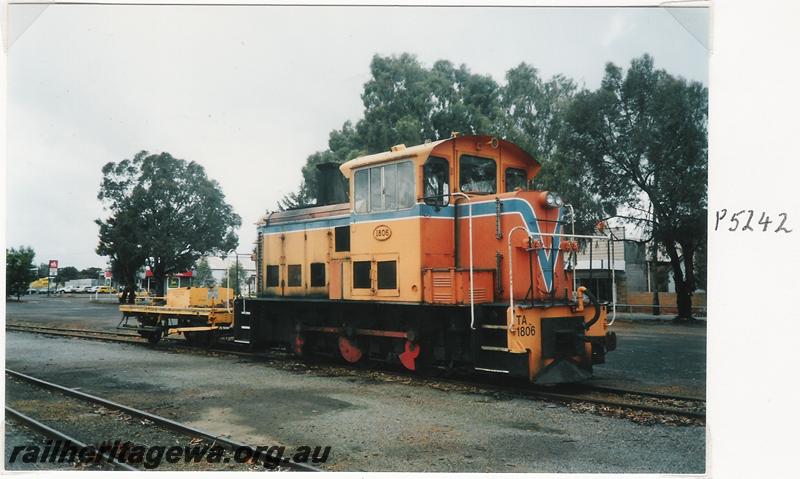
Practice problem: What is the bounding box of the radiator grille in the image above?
[432,272,453,302]
[471,288,488,303]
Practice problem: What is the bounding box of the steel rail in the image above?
[6,324,139,338]
[5,406,138,471]
[6,369,321,472]
[6,324,148,344]
[520,389,705,419]
[583,384,705,403]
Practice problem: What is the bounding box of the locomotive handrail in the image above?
[507,220,618,327]
[507,226,528,332]
[450,192,476,330]
[565,204,577,295]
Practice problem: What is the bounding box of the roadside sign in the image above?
[104,271,112,279]
[49,268,58,277]
[49,260,58,269]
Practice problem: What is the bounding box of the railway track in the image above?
[5,406,137,471]
[5,368,321,472]
[7,322,705,421]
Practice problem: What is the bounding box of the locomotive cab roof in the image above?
[339,135,541,180]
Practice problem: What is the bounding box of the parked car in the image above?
[96,285,116,294]
[84,285,97,293]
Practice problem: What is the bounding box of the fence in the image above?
[617,292,707,316]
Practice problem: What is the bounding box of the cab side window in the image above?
[353,161,415,213]
[424,156,449,206]
[459,155,496,194]
[505,168,527,192]
[354,169,369,213]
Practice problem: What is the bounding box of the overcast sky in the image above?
[7,5,708,271]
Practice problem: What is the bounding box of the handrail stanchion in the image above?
[451,192,475,330]
[507,226,529,331]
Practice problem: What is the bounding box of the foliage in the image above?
[279,54,509,208]
[97,151,241,296]
[6,246,36,299]
[193,258,216,287]
[55,266,80,284]
[96,205,146,300]
[37,263,49,278]
[558,54,707,319]
[79,267,104,279]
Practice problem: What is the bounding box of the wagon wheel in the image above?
[141,327,162,344]
[149,327,163,344]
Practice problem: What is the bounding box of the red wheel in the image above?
[338,336,363,363]
[292,333,305,356]
[399,340,420,371]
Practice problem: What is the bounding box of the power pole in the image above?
[651,238,660,316]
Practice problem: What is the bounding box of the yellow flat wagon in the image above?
[119,287,234,345]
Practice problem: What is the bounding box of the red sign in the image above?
[145,270,192,277]
[104,271,112,279]
[49,260,58,269]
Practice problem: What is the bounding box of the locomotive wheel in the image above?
[292,333,305,357]
[399,340,421,371]
[338,336,363,363]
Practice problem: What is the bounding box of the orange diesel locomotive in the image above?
[235,135,616,384]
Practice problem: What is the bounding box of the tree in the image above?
[6,247,36,300]
[220,262,247,295]
[97,151,241,296]
[557,54,707,320]
[281,54,507,206]
[97,207,148,302]
[78,267,103,280]
[193,258,216,287]
[55,266,80,285]
[37,263,49,279]
[497,64,611,232]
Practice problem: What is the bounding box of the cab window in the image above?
[459,155,496,194]
[424,156,449,206]
[354,169,369,213]
[353,161,414,213]
[505,167,528,192]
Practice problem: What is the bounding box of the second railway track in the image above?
[5,368,321,472]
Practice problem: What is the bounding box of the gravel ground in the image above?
[5,331,705,473]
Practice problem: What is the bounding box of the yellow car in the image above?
[97,285,117,294]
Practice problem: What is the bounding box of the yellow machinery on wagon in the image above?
[118,287,234,345]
